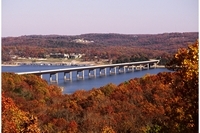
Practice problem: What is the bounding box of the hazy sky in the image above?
[2,0,198,37]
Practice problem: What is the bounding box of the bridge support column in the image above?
[64,71,72,81]
[135,66,138,70]
[142,64,150,70]
[88,70,91,78]
[56,73,58,83]
[135,65,140,70]
[132,66,134,71]
[77,71,79,79]
[88,70,91,77]
[109,67,116,75]
[127,66,130,72]
[77,71,84,79]
[50,74,52,82]
[100,68,106,76]
[50,73,58,83]
[127,66,132,72]
[119,67,125,73]
[64,72,67,81]
[130,66,135,72]
[131,66,134,72]
[119,67,122,73]
[147,63,150,69]
[70,71,72,80]
[154,63,157,68]
[140,65,142,70]
[94,69,96,77]
[82,70,84,79]
[89,69,96,78]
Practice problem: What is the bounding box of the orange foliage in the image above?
[2,41,198,132]
[2,93,40,133]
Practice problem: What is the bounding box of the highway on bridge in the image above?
[16,60,160,82]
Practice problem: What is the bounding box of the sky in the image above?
[2,0,199,37]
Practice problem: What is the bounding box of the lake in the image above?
[2,65,172,94]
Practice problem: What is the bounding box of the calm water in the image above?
[2,65,171,94]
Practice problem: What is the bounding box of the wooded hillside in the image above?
[2,41,198,132]
[2,32,198,64]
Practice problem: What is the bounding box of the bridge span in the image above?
[16,60,159,83]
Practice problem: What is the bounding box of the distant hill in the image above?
[3,32,198,47]
[2,32,198,64]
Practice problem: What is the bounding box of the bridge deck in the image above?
[16,60,159,75]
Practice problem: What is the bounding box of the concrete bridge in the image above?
[16,60,160,83]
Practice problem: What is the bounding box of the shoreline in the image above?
[1,61,104,67]
[1,64,21,67]
[156,65,165,68]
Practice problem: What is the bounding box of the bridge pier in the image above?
[64,71,72,81]
[82,70,84,79]
[143,63,150,69]
[135,65,142,70]
[126,66,131,72]
[135,66,139,70]
[149,63,157,68]
[129,66,135,72]
[100,68,106,76]
[50,73,58,83]
[94,69,96,77]
[154,63,157,68]
[109,67,116,75]
[133,66,135,71]
[89,69,96,78]
[140,65,143,70]
[119,66,124,73]
[128,65,135,72]
[88,70,92,77]
[77,70,84,79]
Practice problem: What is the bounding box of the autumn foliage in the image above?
[165,40,198,132]
[2,32,198,65]
[2,41,198,132]
[2,93,40,132]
